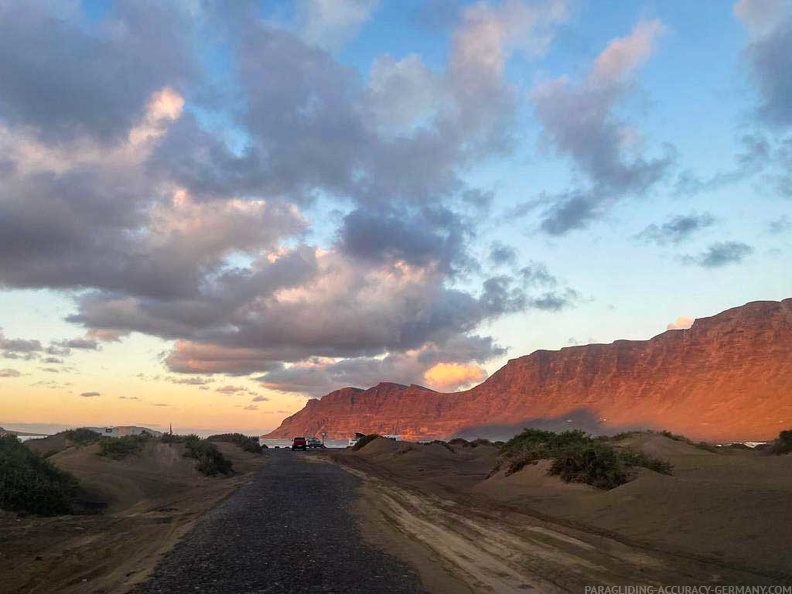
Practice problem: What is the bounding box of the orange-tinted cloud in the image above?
[423,362,487,391]
[667,316,694,330]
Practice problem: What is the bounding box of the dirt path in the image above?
[136,450,426,594]
[345,464,789,593]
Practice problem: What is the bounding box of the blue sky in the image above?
[0,0,789,434]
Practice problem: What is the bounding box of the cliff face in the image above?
[266,299,792,442]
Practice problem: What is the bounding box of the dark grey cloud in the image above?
[520,262,558,287]
[684,241,754,268]
[528,289,580,311]
[489,243,517,266]
[0,2,195,142]
[674,134,771,197]
[0,330,42,353]
[0,1,579,394]
[251,395,269,402]
[215,385,248,395]
[79,391,101,398]
[168,377,213,386]
[636,213,716,246]
[768,216,791,234]
[339,206,473,273]
[736,1,792,126]
[56,337,100,351]
[529,20,672,235]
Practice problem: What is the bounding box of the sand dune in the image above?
[0,437,268,594]
[336,434,792,580]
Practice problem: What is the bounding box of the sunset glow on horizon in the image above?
[1,0,790,436]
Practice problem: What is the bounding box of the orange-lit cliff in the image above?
[266,299,792,442]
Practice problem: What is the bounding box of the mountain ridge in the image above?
[266,299,792,442]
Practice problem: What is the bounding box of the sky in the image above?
[0,0,790,437]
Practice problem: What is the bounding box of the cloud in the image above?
[252,395,270,402]
[0,1,580,397]
[0,368,22,378]
[243,404,259,411]
[153,403,169,407]
[735,0,792,126]
[299,0,379,51]
[257,334,505,395]
[168,376,213,386]
[118,396,140,400]
[530,19,672,234]
[55,337,100,350]
[0,330,42,354]
[768,216,791,233]
[684,241,754,268]
[667,316,694,330]
[636,213,716,245]
[79,391,101,398]
[0,2,195,143]
[423,362,487,391]
[215,385,248,395]
[489,243,517,266]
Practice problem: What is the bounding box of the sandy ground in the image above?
[0,438,268,594]
[331,436,792,591]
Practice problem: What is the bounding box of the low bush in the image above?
[207,433,262,454]
[549,442,628,489]
[470,438,493,448]
[98,434,150,460]
[770,430,792,455]
[0,435,81,515]
[448,438,469,447]
[60,428,103,446]
[426,440,455,453]
[494,428,672,490]
[352,434,380,451]
[183,436,234,476]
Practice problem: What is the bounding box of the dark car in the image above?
[292,436,307,451]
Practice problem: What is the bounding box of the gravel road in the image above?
[136,450,426,594]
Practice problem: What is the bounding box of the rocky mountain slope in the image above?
[266,299,792,442]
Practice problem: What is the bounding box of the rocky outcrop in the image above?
[266,299,792,442]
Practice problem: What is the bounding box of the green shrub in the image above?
[470,438,493,448]
[0,435,81,515]
[352,434,380,451]
[608,431,643,442]
[493,428,672,489]
[183,436,233,476]
[618,448,674,474]
[60,428,103,446]
[549,442,628,490]
[448,438,469,447]
[207,433,262,454]
[98,434,150,460]
[770,430,792,455]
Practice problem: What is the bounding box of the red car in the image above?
[291,436,307,451]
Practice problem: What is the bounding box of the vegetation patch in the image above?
[426,439,455,453]
[60,428,103,446]
[183,435,234,476]
[448,438,469,447]
[207,433,263,454]
[494,429,672,490]
[769,430,792,455]
[98,434,151,460]
[0,435,82,516]
[352,434,380,451]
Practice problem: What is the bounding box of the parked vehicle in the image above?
[306,437,324,449]
[292,436,307,451]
